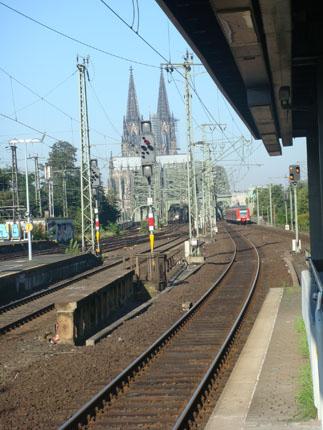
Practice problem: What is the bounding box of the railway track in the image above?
[0,244,63,261]
[0,225,179,261]
[59,226,260,430]
[0,233,187,335]
[100,226,180,253]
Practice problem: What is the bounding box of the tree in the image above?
[252,181,309,230]
[97,189,120,227]
[48,141,77,171]
[0,166,37,220]
[46,141,80,218]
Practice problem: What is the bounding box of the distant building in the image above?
[121,68,177,157]
[109,68,230,223]
[109,154,188,222]
[231,191,248,207]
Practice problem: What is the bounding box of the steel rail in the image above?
[0,232,182,315]
[0,235,187,335]
[58,229,237,430]
[173,230,260,429]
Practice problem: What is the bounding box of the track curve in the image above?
[59,226,260,430]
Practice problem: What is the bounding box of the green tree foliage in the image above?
[45,141,80,218]
[0,166,37,220]
[98,189,120,227]
[252,181,309,231]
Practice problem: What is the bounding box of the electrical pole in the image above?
[62,170,68,218]
[77,56,95,253]
[29,155,42,217]
[200,123,225,237]
[256,187,260,224]
[9,137,44,260]
[9,142,20,221]
[45,164,55,218]
[162,52,202,255]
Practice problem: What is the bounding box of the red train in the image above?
[225,206,251,224]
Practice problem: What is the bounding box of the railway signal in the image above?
[90,159,101,190]
[140,121,156,254]
[289,164,300,184]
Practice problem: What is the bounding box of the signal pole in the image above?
[77,56,95,253]
[9,142,20,221]
[140,121,156,254]
[289,164,301,252]
[289,187,294,231]
[269,183,273,225]
[294,184,299,251]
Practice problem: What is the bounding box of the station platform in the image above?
[0,254,70,277]
[205,284,320,430]
[0,253,100,307]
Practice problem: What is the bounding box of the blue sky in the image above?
[0,0,307,190]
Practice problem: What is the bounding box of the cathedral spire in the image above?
[126,67,140,122]
[157,69,171,120]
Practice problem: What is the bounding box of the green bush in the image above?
[140,220,148,233]
[65,239,80,255]
[298,213,309,232]
[108,222,120,236]
[32,224,48,240]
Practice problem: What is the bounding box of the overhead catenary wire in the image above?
[96,0,247,153]
[13,70,77,116]
[0,65,120,142]
[98,0,169,62]
[9,76,17,120]
[87,60,122,138]
[0,1,158,69]
[0,112,60,141]
[2,0,248,157]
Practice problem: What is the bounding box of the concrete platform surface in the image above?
[0,254,70,276]
[205,286,320,430]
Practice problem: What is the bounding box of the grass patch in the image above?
[295,317,317,420]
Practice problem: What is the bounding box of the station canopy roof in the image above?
[156,0,323,156]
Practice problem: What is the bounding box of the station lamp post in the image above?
[9,136,44,261]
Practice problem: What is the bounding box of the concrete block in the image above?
[186,255,205,265]
[55,269,134,345]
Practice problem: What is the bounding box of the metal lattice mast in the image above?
[201,123,223,236]
[183,53,198,240]
[9,142,20,220]
[30,155,42,217]
[48,179,55,217]
[162,52,201,247]
[62,170,68,218]
[77,57,94,253]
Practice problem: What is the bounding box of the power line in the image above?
[0,65,119,142]
[0,1,158,69]
[96,1,245,152]
[98,0,168,62]
[13,71,77,116]
[0,112,59,141]
[87,70,121,137]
